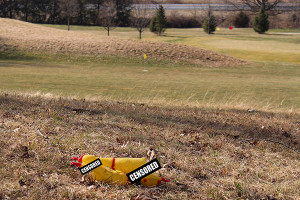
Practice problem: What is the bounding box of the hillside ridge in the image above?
[0,18,246,66]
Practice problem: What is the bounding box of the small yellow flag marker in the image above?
[144,53,147,60]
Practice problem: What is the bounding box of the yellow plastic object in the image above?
[79,155,127,185]
[71,155,169,186]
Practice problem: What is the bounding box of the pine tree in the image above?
[150,16,157,33]
[234,11,250,28]
[203,10,217,34]
[253,6,269,34]
[150,5,167,35]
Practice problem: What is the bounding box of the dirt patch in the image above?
[0,18,246,66]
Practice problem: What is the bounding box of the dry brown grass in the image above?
[0,18,246,67]
[0,93,299,199]
[134,0,293,4]
[134,0,239,4]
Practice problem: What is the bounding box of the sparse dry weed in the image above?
[0,93,299,199]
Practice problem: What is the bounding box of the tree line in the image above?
[0,0,132,26]
[1,0,298,38]
[2,0,296,26]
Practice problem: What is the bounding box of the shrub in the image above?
[234,11,250,28]
[150,5,167,35]
[167,13,201,28]
[203,10,217,34]
[253,6,269,33]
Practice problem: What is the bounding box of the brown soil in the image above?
[0,18,246,67]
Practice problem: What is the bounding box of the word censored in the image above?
[79,158,102,175]
[127,159,161,184]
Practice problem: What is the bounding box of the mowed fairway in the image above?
[0,58,299,112]
[144,28,300,64]
[0,20,300,113]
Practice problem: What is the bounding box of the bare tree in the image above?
[190,4,199,22]
[225,0,283,15]
[130,4,150,40]
[94,0,104,21]
[59,0,78,31]
[98,0,117,36]
[292,0,300,12]
[293,0,300,27]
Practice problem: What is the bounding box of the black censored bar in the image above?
[127,159,161,184]
[79,158,102,175]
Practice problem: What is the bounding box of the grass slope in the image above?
[0,58,299,112]
[0,19,299,112]
[0,94,299,199]
[0,17,300,200]
[0,18,243,67]
[42,25,300,64]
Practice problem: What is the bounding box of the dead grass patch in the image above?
[0,93,299,199]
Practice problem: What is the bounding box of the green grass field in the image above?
[1,25,300,112]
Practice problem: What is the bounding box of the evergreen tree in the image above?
[203,10,217,34]
[149,16,157,33]
[253,5,269,34]
[150,5,167,35]
[234,11,250,28]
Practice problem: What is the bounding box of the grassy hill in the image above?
[0,18,243,67]
[0,18,299,199]
[0,19,299,112]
